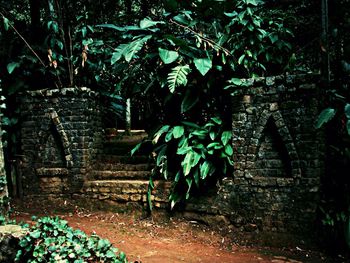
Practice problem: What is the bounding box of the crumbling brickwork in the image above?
[19,87,103,197]
[185,74,324,232]
[18,74,324,233]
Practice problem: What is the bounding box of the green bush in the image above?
[15,216,128,263]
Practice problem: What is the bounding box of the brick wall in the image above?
[185,73,324,233]
[17,74,325,233]
[19,87,103,197]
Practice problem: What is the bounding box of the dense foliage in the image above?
[99,0,294,207]
[314,0,350,251]
[2,0,297,208]
[15,216,128,263]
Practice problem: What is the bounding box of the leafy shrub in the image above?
[137,117,233,209]
[15,216,128,263]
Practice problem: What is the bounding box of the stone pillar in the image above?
[225,74,324,232]
[183,74,324,234]
[18,87,103,198]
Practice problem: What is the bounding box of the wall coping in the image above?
[230,73,320,95]
[20,87,99,97]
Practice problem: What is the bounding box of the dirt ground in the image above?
[10,199,345,263]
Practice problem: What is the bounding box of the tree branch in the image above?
[0,11,46,68]
[169,19,231,56]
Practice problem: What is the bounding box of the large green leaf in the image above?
[345,104,350,119]
[191,130,207,140]
[200,161,215,179]
[225,144,233,156]
[173,126,185,139]
[238,54,245,65]
[165,128,174,142]
[269,33,279,44]
[153,125,170,144]
[96,24,127,31]
[315,108,336,129]
[111,44,129,65]
[173,14,191,26]
[221,131,232,146]
[207,142,221,149]
[140,18,165,29]
[82,26,87,38]
[247,0,258,6]
[191,152,201,168]
[124,35,152,62]
[178,137,188,149]
[182,121,201,129]
[211,117,222,125]
[176,145,190,155]
[228,78,242,86]
[182,151,194,176]
[167,65,191,93]
[159,48,179,64]
[175,170,182,182]
[209,131,217,140]
[3,16,9,31]
[194,58,212,76]
[7,62,19,74]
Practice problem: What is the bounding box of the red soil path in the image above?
[11,199,334,263]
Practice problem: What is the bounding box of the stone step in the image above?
[97,155,151,164]
[102,147,134,155]
[102,140,151,155]
[94,163,153,171]
[83,179,149,194]
[92,170,152,180]
[82,179,170,203]
[105,131,148,145]
[105,129,147,138]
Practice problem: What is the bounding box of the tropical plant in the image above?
[1,2,107,91]
[97,0,294,208]
[15,216,128,263]
[143,118,233,209]
[224,0,294,76]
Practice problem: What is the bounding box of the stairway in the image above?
[82,130,169,209]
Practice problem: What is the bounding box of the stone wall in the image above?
[17,74,325,234]
[19,87,103,197]
[184,73,324,233]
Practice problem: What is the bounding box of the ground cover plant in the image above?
[15,216,128,263]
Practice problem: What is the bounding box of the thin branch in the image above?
[55,0,74,86]
[169,19,232,56]
[67,26,74,86]
[0,11,46,68]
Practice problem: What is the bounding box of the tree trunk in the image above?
[321,0,330,87]
[0,95,9,216]
[125,98,131,135]
[29,0,41,43]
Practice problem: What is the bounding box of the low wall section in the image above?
[17,74,324,233]
[19,87,103,197]
[185,73,324,232]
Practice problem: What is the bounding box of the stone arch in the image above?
[250,107,301,178]
[37,108,73,168]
